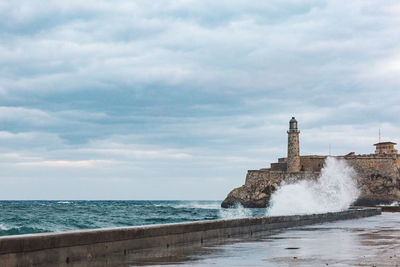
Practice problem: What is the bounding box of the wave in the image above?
[0,223,9,231]
[151,201,221,210]
[267,157,359,216]
[219,204,252,219]
[0,226,49,236]
[172,202,221,210]
[57,201,72,204]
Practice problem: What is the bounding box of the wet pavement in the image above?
[147,212,400,266]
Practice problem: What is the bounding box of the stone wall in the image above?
[343,154,400,205]
[278,157,286,163]
[300,156,326,172]
[270,162,287,171]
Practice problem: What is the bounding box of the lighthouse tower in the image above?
[287,117,301,172]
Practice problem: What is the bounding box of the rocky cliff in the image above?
[221,170,319,208]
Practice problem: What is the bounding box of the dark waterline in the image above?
[0,200,267,236]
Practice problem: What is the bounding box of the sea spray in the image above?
[219,203,252,219]
[267,157,359,216]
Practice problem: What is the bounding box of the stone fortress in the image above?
[221,117,400,208]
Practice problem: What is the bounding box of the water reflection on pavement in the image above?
[151,213,400,266]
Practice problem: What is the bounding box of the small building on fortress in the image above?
[221,117,400,208]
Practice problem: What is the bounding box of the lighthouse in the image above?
[287,117,301,172]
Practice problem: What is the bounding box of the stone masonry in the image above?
[221,118,400,208]
[287,117,301,172]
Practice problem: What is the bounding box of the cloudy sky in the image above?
[1,0,400,200]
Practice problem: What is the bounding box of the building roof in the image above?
[373,142,397,146]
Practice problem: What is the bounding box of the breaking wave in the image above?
[267,157,360,216]
[170,201,221,210]
[0,224,48,236]
[219,204,252,219]
[0,223,9,230]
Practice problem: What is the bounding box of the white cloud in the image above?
[16,159,114,167]
[366,50,400,79]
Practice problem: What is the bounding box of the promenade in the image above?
[150,212,399,266]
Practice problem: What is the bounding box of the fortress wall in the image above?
[245,170,275,184]
[244,170,320,195]
[245,170,320,189]
[345,156,399,179]
[273,156,326,172]
[278,157,286,163]
[270,162,287,171]
[343,155,400,204]
[300,156,326,172]
[272,155,398,175]
[0,208,381,266]
[245,170,320,188]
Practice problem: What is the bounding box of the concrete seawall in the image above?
[0,208,381,266]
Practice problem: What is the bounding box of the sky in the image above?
[1,0,400,200]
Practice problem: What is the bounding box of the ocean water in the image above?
[0,201,266,236]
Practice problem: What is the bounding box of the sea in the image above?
[0,200,266,236]
[0,159,364,237]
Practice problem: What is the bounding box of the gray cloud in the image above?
[0,0,400,199]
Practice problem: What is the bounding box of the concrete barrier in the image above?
[0,208,381,266]
[378,206,400,212]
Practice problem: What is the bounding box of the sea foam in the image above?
[0,223,9,231]
[172,201,221,210]
[219,203,252,219]
[57,201,72,204]
[267,157,359,216]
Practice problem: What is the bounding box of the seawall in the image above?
[0,208,381,266]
